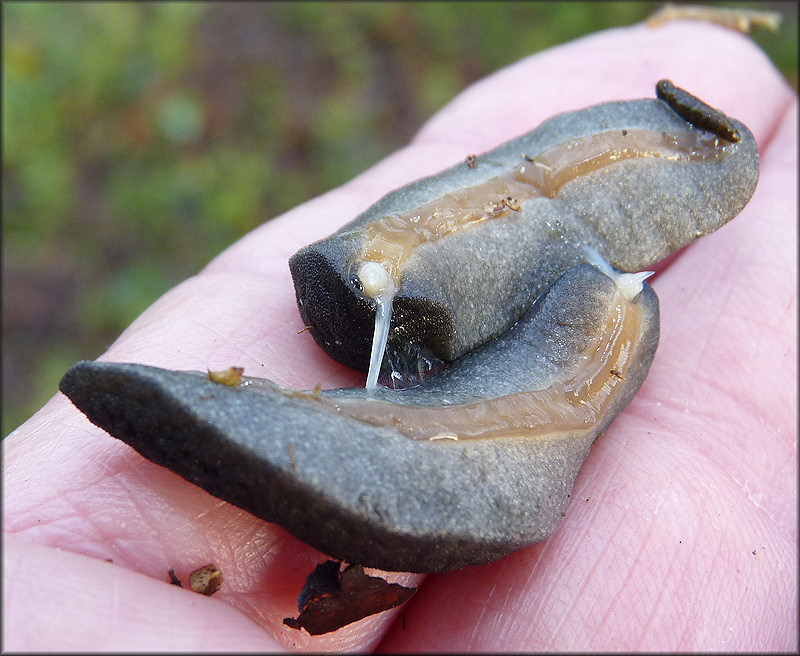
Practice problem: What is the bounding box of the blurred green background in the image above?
[3,1,797,437]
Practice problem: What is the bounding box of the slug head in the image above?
[289,238,455,374]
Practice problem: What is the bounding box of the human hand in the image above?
[4,20,796,651]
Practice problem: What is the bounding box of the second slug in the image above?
[59,258,659,573]
[289,81,758,386]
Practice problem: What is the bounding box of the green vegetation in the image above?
[3,1,796,437]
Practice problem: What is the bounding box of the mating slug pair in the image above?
[60,80,759,573]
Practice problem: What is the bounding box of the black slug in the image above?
[58,81,760,578]
[59,261,660,573]
[289,81,758,383]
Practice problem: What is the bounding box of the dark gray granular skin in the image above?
[289,92,759,372]
[60,265,660,573]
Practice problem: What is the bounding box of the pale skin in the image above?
[3,21,796,652]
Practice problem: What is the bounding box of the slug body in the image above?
[60,262,659,573]
[59,82,759,575]
[289,82,758,381]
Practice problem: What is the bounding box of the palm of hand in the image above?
[3,21,796,652]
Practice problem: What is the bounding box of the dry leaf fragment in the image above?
[647,3,782,33]
[283,560,417,635]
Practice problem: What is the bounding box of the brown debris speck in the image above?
[168,569,183,587]
[189,564,224,596]
[484,196,522,216]
[207,366,244,386]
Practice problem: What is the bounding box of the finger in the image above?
[5,19,792,653]
[4,397,420,651]
[2,534,283,651]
